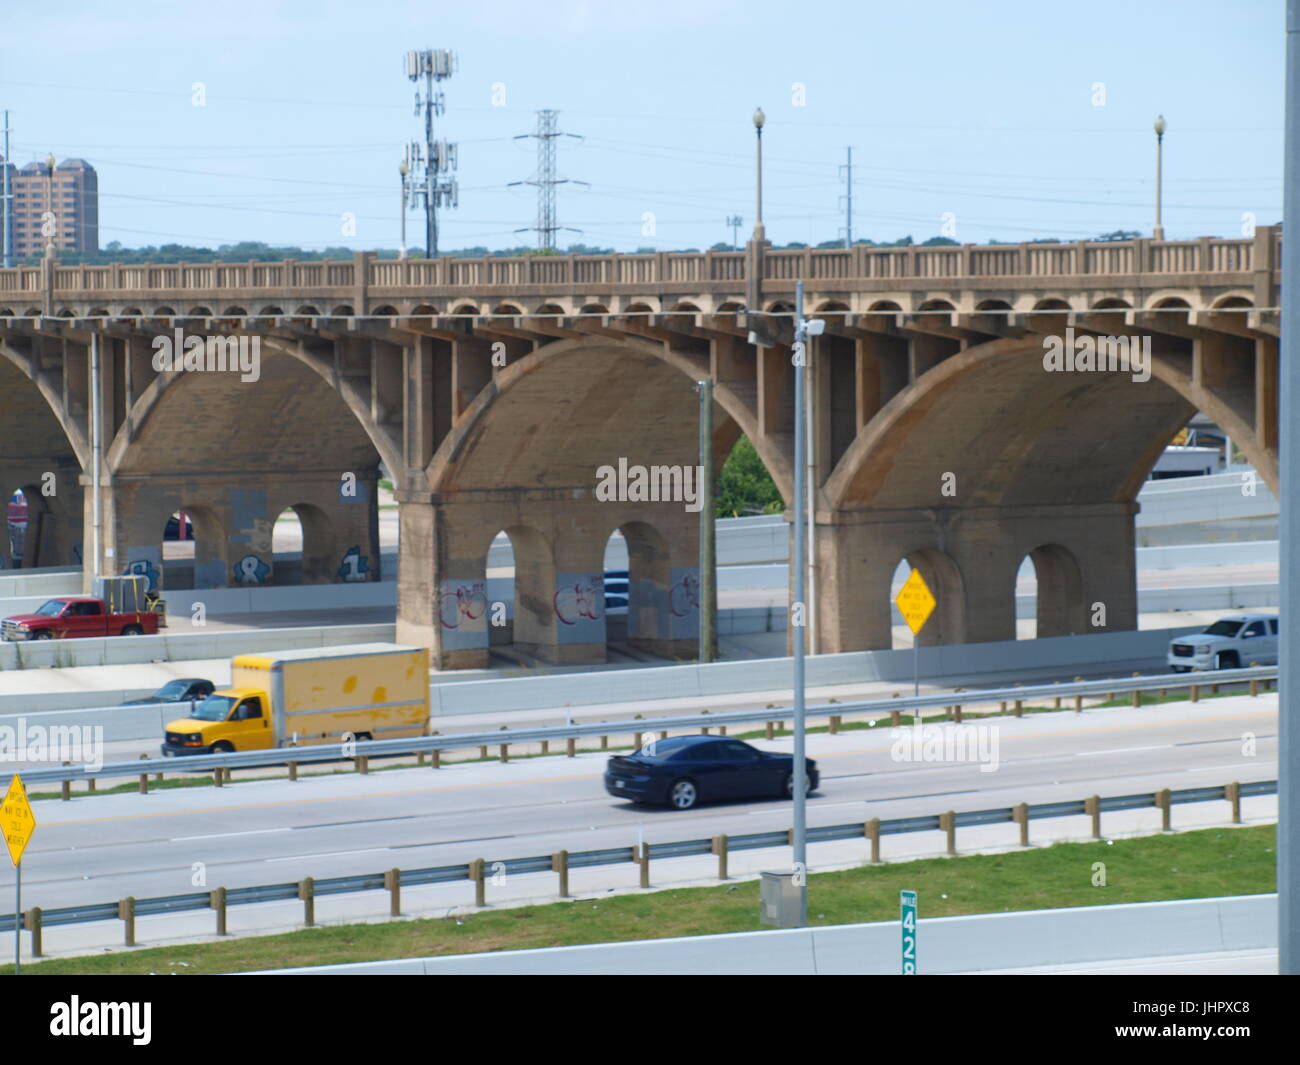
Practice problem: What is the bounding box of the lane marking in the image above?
[171,827,292,842]
[265,848,391,863]
[1074,745,1168,757]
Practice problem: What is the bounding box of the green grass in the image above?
[4,823,1274,975]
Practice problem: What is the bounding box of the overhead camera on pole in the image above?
[402,48,459,257]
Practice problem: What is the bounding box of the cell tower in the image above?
[403,48,458,257]
[2,111,12,268]
[509,110,587,251]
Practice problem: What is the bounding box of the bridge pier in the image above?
[96,470,379,593]
[396,492,699,669]
[811,502,1138,653]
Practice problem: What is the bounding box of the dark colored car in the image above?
[122,678,214,706]
[605,734,819,810]
[604,569,629,614]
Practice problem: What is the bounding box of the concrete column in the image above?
[395,491,699,669]
[394,493,447,660]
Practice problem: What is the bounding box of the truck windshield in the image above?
[34,600,66,617]
[1202,621,1244,638]
[191,695,235,722]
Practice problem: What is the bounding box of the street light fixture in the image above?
[1153,115,1167,240]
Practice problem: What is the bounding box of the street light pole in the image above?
[1153,115,1166,240]
[1278,0,1299,976]
[791,281,824,925]
[697,379,716,664]
[752,109,765,242]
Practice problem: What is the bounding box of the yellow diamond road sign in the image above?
[895,569,937,636]
[1,774,35,866]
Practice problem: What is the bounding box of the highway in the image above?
[10,695,1276,914]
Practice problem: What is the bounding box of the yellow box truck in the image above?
[161,644,429,756]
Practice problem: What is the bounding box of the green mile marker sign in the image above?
[900,890,917,975]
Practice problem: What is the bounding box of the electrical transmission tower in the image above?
[509,110,587,251]
[403,48,458,257]
[838,146,853,249]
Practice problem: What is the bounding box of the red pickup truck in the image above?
[1,597,162,641]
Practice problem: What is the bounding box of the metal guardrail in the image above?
[2,779,1277,946]
[1,665,1277,792]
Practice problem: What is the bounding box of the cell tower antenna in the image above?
[402,48,458,257]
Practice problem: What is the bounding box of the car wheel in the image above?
[668,778,698,810]
[1215,651,1240,670]
[785,771,812,798]
[210,741,234,754]
[121,625,144,636]
[33,630,53,640]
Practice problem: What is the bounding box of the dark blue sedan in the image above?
[605,734,819,810]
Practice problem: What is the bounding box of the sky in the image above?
[0,0,1284,255]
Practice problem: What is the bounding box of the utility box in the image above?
[760,871,801,928]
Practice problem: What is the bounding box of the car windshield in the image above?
[1202,621,1244,638]
[155,681,192,701]
[190,695,235,722]
[33,600,66,617]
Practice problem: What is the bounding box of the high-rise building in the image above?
[0,155,99,260]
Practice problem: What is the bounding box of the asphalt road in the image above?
[11,695,1276,912]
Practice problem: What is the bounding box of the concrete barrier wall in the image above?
[0,622,394,673]
[1137,479,1277,527]
[0,567,81,598]
[426,624,1204,716]
[1136,540,1277,569]
[260,894,1277,975]
[0,623,1205,731]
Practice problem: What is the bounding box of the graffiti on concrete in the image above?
[123,558,160,591]
[554,577,604,626]
[669,571,700,618]
[440,581,488,629]
[338,546,369,582]
[234,555,271,584]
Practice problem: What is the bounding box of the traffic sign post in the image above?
[901,889,917,974]
[2,774,36,974]
[895,569,937,711]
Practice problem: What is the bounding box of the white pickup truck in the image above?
[1167,614,1279,672]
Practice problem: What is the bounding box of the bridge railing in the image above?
[1,231,1276,301]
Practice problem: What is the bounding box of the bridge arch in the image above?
[106,345,384,591]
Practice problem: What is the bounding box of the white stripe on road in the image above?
[172,827,293,842]
[265,848,392,863]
